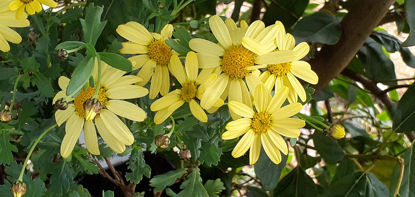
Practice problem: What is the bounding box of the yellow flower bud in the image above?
[329,124,345,139]
[0,110,12,123]
[11,181,26,197]
[83,99,102,121]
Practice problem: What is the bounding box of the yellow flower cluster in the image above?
[113,15,319,164]
[0,0,57,52]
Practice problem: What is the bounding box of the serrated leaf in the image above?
[80,5,107,46]
[312,131,344,164]
[125,149,151,184]
[56,41,85,50]
[199,137,222,167]
[66,56,94,97]
[254,148,288,191]
[0,132,18,165]
[402,0,415,46]
[150,168,187,192]
[292,12,341,44]
[204,179,225,197]
[176,168,208,197]
[32,72,54,97]
[98,52,132,72]
[73,153,99,175]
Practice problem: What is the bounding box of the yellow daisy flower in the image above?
[0,2,29,52]
[222,84,305,165]
[150,52,220,124]
[53,60,148,158]
[116,22,176,99]
[8,0,57,19]
[189,16,296,111]
[259,28,318,103]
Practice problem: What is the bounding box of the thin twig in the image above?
[394,157,404,197]
[90,157,118,185]
[325,99,333,123]
[380,84,412,95]
[104,157,124,185]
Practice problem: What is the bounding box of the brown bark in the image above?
[250,0,262,22]
[310,0,396,92]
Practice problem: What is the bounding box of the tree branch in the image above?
[310,0,396,92]
[250,0,262,22]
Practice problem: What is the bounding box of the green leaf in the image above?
[125,149,151,184]
[80,4,107,46]
[0,132,18,165]
[102,191,114,197]
[199,133,222,167]
[324,172,389,197]
[150,168,187,192]
[254,148,288,191]
[66,56,94,97]
[393,84,415,133]
[204,179,225,197]
[32,72,54,97]
[246,186,268,197]
[402,0,415,46]
[358,38,396,84]
[390,142,415,197]
[174,168,209,197]
[400,47,415,68]
[292,12,341,44]
[332,159,356,183]
[56,41,85,50]
[73,153,99,175]
[262,0,309,27]
[98,52,132,72]
[274,167,318,197]
[312,131,344,164]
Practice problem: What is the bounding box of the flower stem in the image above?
[167,116,176,137]
[9,74,22,111]
[93,56,102,99]
[18,123,57,182]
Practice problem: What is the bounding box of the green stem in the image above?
[18,124,57,182]
[93,56,102,99]
[9,74,22,111]
[297,114,328,131]
[167,116,176,137]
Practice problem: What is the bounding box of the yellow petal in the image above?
[9,0,23,11]
[240,79,252,107]
[149,65,163,99]
[107,85,149,99]
[270,125,300,138]
[160,65,170,96]
[197,53,220,69]
[31,1,42,12]
[201,74,228,109]
[264,74,276,91]
[95,117,126,153]
[267,131,288,155]
[52,91,66,104]
[168,54,186,85]
[150,90,181,111]
[189,38,224,57]
[0,26,21,44]
[101,67,125,87]
[84,121,100,155]
[267,86,289,113]
[161,24,173,40]
[256,50,297,65]
[249,133,261,165]
[137,60,156,86]
[245,20,265,39]
[228,101,254,118]
[100,110,134,145]
[242,37,269,56]
[116,22,153,45]
[26,3,36,15]
[261,132,282,164]
[245,74,261,95]
[254,84,271,112]
[196,68,215,86]
[287,72,306,102]
[55,104,75,126]
[185,52,198,81]
[38,0,57,7]
[209,15,232,49]
[154,108,174,124]
[229,79,242,103]
[168,100,184,112]
[129,55,149,70]
[120,42,148,54]
[189,99,207,122]
[223,119,251,139]
[293,42,310,60]
[0,34,10,52]
[61,114,84,158]
[232,130,255,158]
[272,103,302,120]
[16,6,26,20]
[106,75,142,90]
[291,61,318,84]
[273,118,306,129]
[107,100,147,122]
[58,76,69,90]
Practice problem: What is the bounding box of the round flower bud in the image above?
[329,124,345,139]
[84,99,102,121]
[179,149,192,160]
[0,110,12,123]
[155,135,170,149]
[11,181,26,197]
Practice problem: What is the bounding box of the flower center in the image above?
[267,63,292,77]
[20,0,33,3]
[147,40,172,66]
[180,82,197,102]
[74,85,108,118]
[251,112,272,133]
[221,45,255,79]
